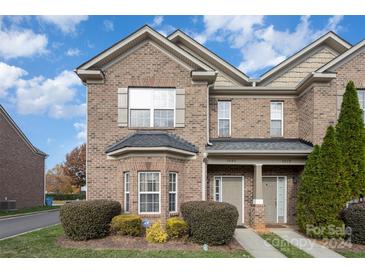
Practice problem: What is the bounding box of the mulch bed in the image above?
[57,235,244,252]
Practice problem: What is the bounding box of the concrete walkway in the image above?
[270,228,344,258]
[235,228,286,258]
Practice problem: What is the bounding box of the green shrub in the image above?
[60,200,121,241]
[336,81,365,198]
[340,205,365,244]
[46,193,86,201]
[145,221,168,243]
[166,217,189,239]
[181,201,238,245]
[111,214,143,236]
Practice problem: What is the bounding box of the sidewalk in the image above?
[270,228,344,258]
[235,228,286,258]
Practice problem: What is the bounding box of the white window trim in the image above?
[358,89,365,126]
[217,101,231,137]
[169,172,178,213]
[213,176,245,224]
[214,176,222,202]
[138,172,161,214]
[124,172,130,213]
[270,101,284,137]
[128,88,176,128]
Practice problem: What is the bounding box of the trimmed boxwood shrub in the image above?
[110,214,143,236]
[166,217,189,239]
[46,193,86,201]
[340,205,365,244]
[181,201,238,245]
[60,200,121,241]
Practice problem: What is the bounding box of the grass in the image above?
[337,251,365,258]
[0,225,251,258]
[260,232,313,258]
[0,206,59,217]
[0,205,59,217]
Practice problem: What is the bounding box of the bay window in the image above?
[129,88,175,128]
[169,173,177,212]
[124,172,130,213]
[138,172,160,214]
[270,101,283,137]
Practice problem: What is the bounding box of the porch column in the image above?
[250,164,265,230]
[253,164,263,204]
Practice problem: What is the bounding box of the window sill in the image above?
[128,127,176,130]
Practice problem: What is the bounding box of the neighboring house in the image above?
[0,105,47,209]
[76,25,365,228]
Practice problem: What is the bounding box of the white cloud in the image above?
[103,19,114,32]
[151,16,164,27]
[194,15,344,76]
[66,48,81,57]
[73,122,86,142]
[0,63,84,118]
[0,18,48,59]
[38,16,88,33]
[0,62,26,97]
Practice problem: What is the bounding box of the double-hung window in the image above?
[270,101,283,137]
[129,88,175,128]
[358,90,365,125]
[169,173,177,212]
[124,172,130,213]
[218,101,231,137]
[138,172,160,214]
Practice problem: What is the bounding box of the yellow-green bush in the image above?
[145,221,168,243]
[166,217,189,239]
[110,214,142,236]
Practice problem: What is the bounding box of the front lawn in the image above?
[0,205,59,217]
[0,225,251,258]
[260,232,312,258]
[337,251,365,258]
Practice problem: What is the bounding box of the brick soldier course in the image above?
[76,25,365,229]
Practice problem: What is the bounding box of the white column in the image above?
[201,159,207,200]
[253,164,263,204]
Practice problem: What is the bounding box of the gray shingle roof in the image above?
[106,131,198,154]
[207,138,313,153]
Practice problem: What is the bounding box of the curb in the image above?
[0,208,60,220]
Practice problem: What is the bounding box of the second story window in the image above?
[129,88,175,128]
[270,101,283,137]
[358,90,365,125]
[218,101,231,137]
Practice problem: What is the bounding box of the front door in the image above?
[263,177,277,223]
[263,176,287,224]
[221,177,243,225]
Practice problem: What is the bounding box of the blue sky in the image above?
[1,15,365,169]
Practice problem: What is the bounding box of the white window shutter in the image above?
[118,88,128,127]
[175,88,185,127]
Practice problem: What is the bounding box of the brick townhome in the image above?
[0,105,47,209]
[76,25,365,228]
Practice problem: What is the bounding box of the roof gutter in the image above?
[206,150,312,156]
[75,69,105,84]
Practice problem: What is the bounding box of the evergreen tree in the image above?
[297,127,349,238]
[296,145,322,233]
[336,81,365,198]
[317,126,349,238]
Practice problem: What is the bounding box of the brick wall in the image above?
[209,96,299,139]
[87,41,207,217]
[0,111,45,209]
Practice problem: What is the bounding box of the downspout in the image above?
[207,83,214,146]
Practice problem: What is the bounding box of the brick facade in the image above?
[83,27,365,228]
[87,42,207,217]
[0,108,45,209]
